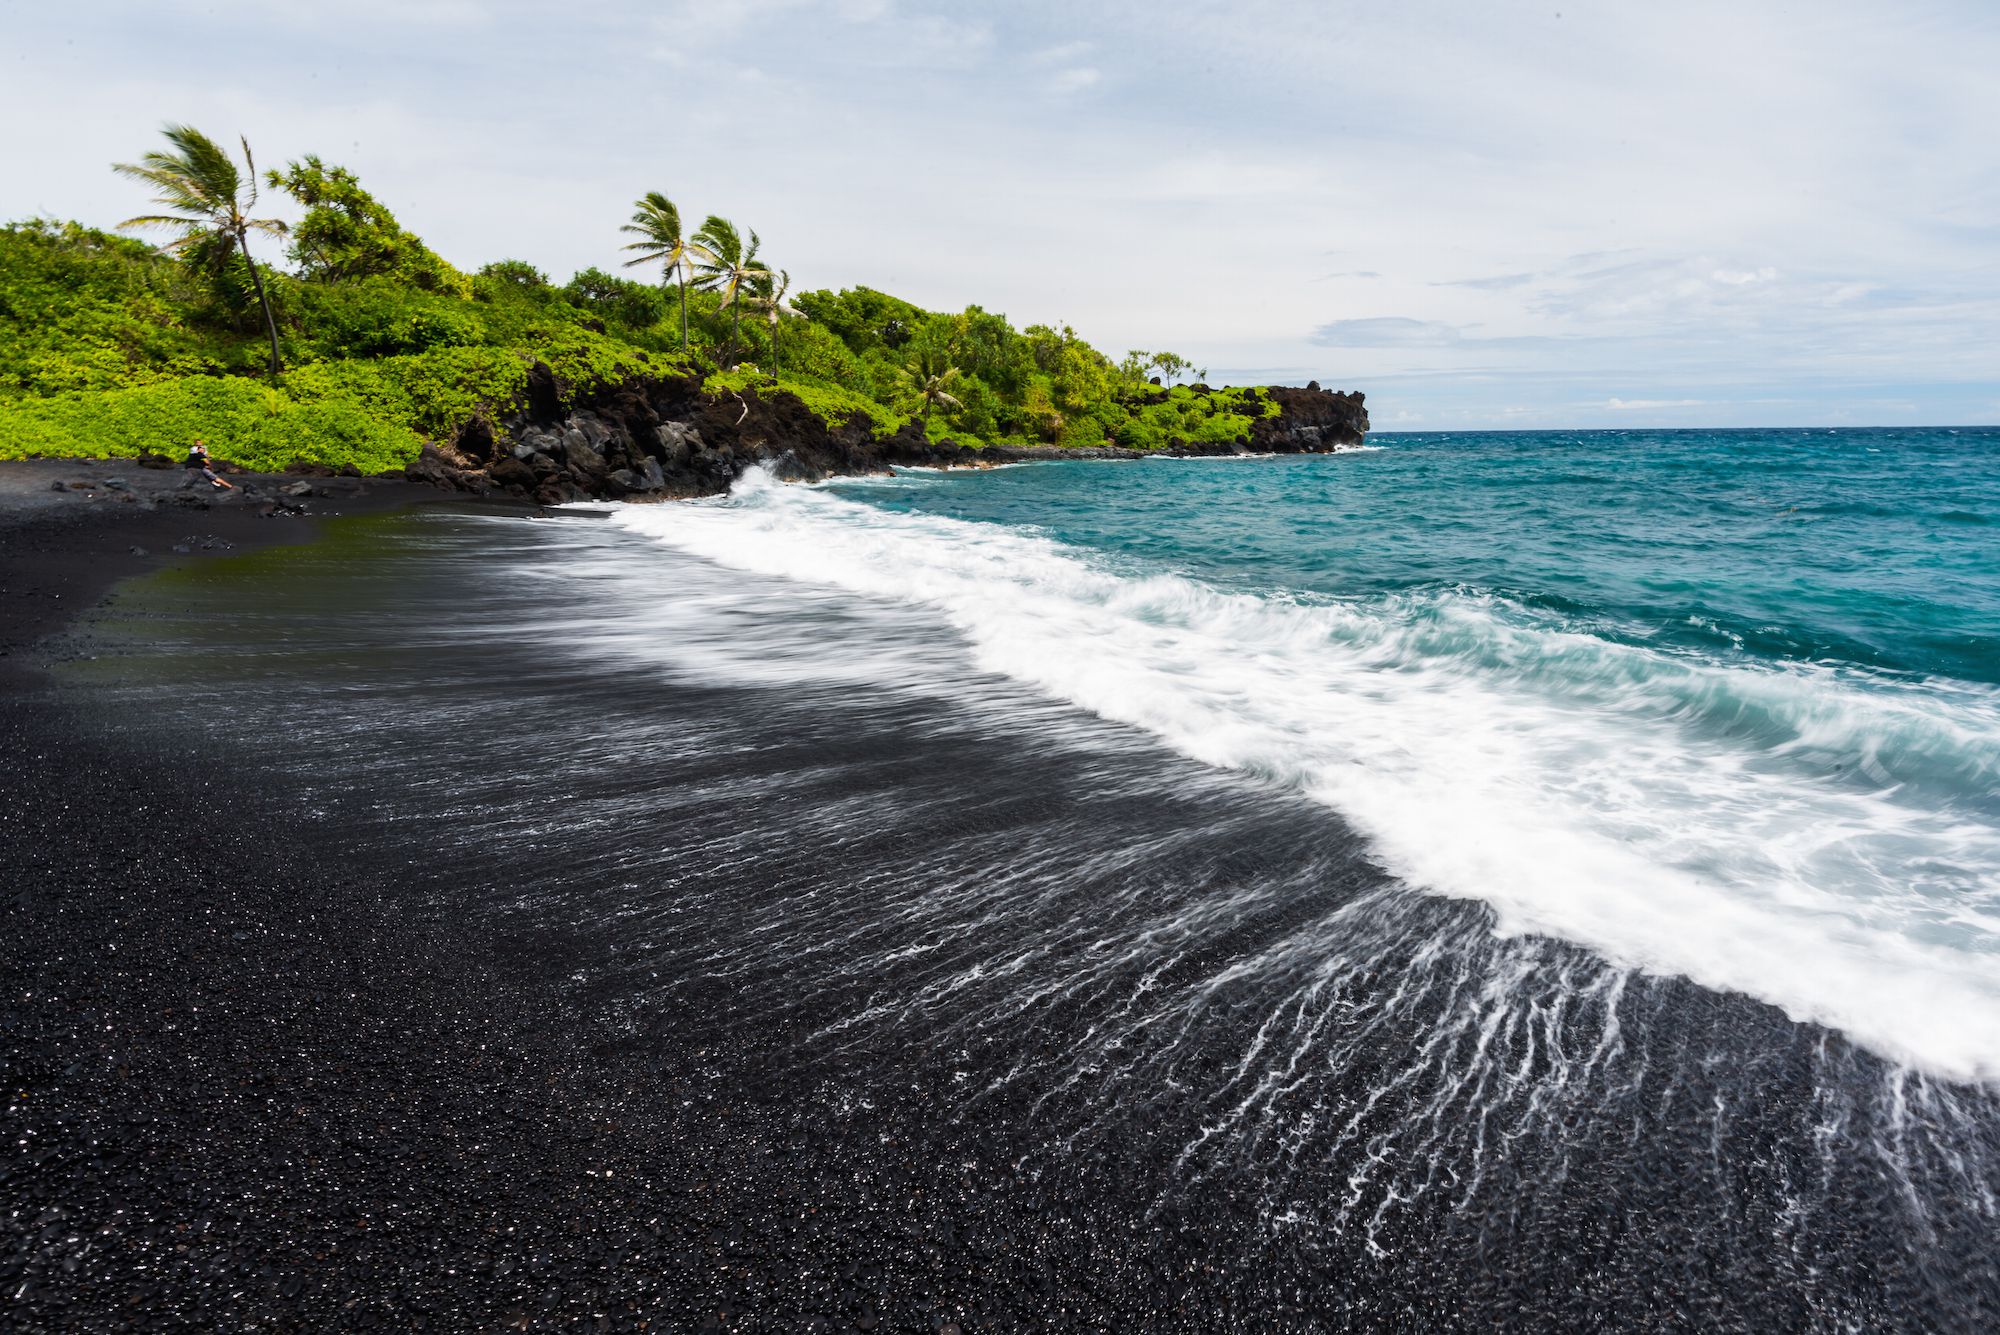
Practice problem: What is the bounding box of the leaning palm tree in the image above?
[115,125,288,378]
[619,191,711,353]
[690,216,769,368]
[746,268,804,373]
[901,346,964,432]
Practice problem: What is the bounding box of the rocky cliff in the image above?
[406,363,1370,504]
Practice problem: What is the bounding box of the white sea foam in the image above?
[608,469,2000,1082]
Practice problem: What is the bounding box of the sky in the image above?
[5,0,1998,428]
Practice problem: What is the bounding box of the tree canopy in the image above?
[269,156,468,297]
[2,134,1285,471]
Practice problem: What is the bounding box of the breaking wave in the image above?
[608,467,2000,1082]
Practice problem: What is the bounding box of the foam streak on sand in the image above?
[611,468,2000,1083]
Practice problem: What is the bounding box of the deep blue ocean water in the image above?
[614,427,2000,1081]
[856,428,2000,685]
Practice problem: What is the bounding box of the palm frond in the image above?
[693,215,741,265]
[621,237,678,269]
[117,212,205,232]
[160,124,242,204]
[117,218,207,255]
[238,136,259,209]
[112,125,279,247]
[109,165,212,217]
[621,191,683,246]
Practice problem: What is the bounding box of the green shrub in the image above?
[286,277,488,358]
[0,220,235,397]
[772,377,904,434]
[0,374,418,473]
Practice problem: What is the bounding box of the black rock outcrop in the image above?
[411,363,1370,502]
[1250,385,1369,453]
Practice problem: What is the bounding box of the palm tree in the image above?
[691,216,769,368]
[619,191,711,353]
[115,125,288,378]
[901,345,964,432]
[746,268,803,373]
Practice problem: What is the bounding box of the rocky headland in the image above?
[407,364,1372,504]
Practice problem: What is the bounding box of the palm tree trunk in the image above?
[676,266,689,352]
[729,300,742,369]
[237,229,283,379]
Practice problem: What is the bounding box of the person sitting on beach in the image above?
[185,440,235,491]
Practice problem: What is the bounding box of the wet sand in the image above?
[0,457,471,687]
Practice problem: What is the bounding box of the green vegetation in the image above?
[619,191,700,351]
[0,124,1266,472]
[112,125,288,378]
[272,155,469,298]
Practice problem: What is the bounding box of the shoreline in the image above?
[0,456,526,688]
[0,429,1368,685]
[5,453,1998,1329]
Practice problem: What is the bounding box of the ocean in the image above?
[84,425,2000,1327]
[622,427,2000,1083]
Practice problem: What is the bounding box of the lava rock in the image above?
[654,423,703,467]
[454,416,498,465]
[565,440,609,483]
[525,361,563,425]
[488,458,536,491]
[404,444,462,489]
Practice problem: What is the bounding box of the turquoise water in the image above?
[851,428,2000,685]
[612,428,2000,1079]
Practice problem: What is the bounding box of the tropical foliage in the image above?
[690,216,767,368]
[0,129,1278,471]
[112,125,287,377]
[746,268,803,372]
[619,192,704,352]
[268,155,469,297]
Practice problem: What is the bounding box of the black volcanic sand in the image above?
[3,493,1997,1332]
[0,457,481,686]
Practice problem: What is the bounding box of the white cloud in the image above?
[1030,40,1094,65]
[1311,318,1463,348]
[1712,267,1778,285]
[6,0,1998,426]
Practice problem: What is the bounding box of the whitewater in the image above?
[608,433,2000,1084]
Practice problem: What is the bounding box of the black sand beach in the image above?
[0,457,462,684]
[4,472,1996,1332]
